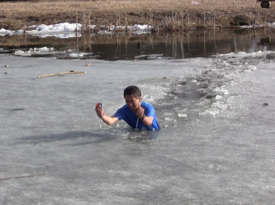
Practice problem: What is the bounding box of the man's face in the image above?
[124,95,141,111]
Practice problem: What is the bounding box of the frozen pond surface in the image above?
[1,52,275,204]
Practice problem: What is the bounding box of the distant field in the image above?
[0,0,275,31]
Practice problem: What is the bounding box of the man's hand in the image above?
[134,107,153,126]
[95,107,119,125]
[134,107,145,119]
[95,107,104,118]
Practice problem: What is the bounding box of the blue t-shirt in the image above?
[114,101,160,131]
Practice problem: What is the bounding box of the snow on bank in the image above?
[1,21,275,38]
[0,22,153,38]
[240,22,275,29]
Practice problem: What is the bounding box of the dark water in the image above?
[1,28,275,60]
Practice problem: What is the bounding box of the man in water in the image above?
[95,85,160,131]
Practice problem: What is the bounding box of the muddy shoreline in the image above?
[0,1,275,32]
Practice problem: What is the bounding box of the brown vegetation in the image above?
[0,0,275,32]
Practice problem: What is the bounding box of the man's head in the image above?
[124,86,142,111]
[124,85,141,98]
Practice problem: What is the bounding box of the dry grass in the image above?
[0,0,259,14]
[0,0,275,31]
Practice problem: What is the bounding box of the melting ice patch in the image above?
[13,47,65,57]
[12,46,94,59]
[153,50,275,127]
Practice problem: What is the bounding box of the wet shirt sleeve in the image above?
[113,105,137,129]
[143,103,155,117]
[141,102,160,130]
[113,106,126,120]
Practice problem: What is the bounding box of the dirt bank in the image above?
[0,0,275,32]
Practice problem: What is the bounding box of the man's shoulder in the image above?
[141,101,153,105]
[118,104,138,115]
[141,101,155,110]
[114,104,131,118]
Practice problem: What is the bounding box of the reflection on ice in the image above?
[2,28,275,61]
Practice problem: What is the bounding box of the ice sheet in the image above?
[1,52,275,204]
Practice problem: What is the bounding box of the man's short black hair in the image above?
[124,85,141,98]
